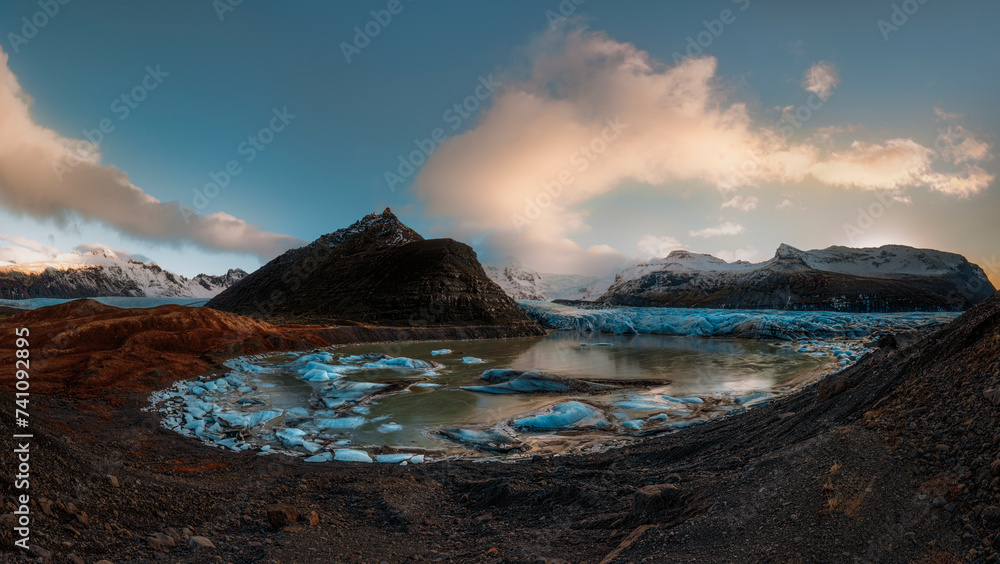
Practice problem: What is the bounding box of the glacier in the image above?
[517,300,958,341]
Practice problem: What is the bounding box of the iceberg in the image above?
[376,453,414,464]
[363,357,434,370]
[438,427,524,453]
[315,417,367,429]
[464,369,615,395]
[461,357,487,364]
[377,423,402,433]
[512,401,610,431]
[431,349,452,355]
[334,449,373,463]
[734,391,775,406]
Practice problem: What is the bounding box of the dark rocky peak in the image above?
[314,207,424,254]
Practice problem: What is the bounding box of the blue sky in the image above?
[0,0,998,281]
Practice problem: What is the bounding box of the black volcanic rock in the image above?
[598,244,995,312]
[206,209,544,334]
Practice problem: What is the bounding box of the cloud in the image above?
[776,198,797,211]
[0,235,60,264]
[0,47,304,260]
[689,222,745,238]
[636,235,684,259]
[415,27,993,271]
[715,246,761,262]
[937,125,991,164]
[934,107,964,122]
[74,243,151,263]
[802,62,839,100]
[720,195,758,211]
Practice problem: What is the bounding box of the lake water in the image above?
[153,330,838,459]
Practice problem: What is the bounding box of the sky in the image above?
[0,0,998,283]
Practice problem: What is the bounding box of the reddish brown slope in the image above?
[0,300,334,399]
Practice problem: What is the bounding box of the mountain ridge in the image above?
[0,249,246,299]
[596,243,994,312]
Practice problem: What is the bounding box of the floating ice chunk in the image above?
[217,413,248,428]
[377,423,403,433]
[512,401,610,431]
[647,413,669,422]
[296,352,335,363]
[304,452,334,463]
[734,391,775,406]
[319,380,389,406]
[614,398,676,411]
[467,369,614,395]
[334,449,373,463]
[244,410,283,428]
[376,453,413,464]
[286,407,310,417]
[410,455,425,464]
[316,417,366,429]
[622,420,645,430]
[364,357,434,370]
[276,428,322,452]
[215,438,243,451]
[661,395,703,405]
[431,349,452,355]
[352,405,371,415]
[438,427,523,453]
[414,383,441,388]
[301,369,332,382]
[667,421,699,429]
[189,386,207,397]
[301,362,360,375]
[461,357,486,364]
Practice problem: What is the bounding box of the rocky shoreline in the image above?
[1,295,999,562]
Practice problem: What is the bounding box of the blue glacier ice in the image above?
[431,349,452,355]
[334,449,373,463]
[364,357,434,370]
[461,357,487,364]
[517,301,958,341]
[316,417,367,429]
[512,401,610,430]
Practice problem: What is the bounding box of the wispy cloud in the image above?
[802,61,839,100]
[720,195,758,212]
[0,47,304,260]
[689,222,745,238]
[636,234,684,259]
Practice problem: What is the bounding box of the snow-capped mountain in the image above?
[598,244,995,312]
[485,262,615,302]
[0,249,247,299]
